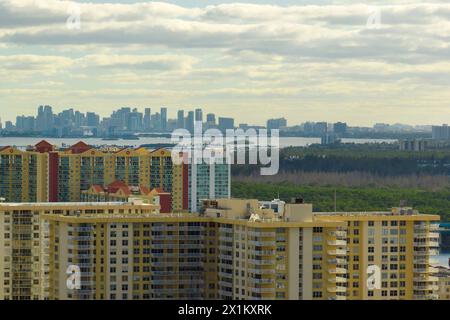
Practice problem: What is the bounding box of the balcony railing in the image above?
[329,277,348,283]
[328,249,347,256]
[329,268,347,274]
[327,286,346,293]
[413,294,439,300]
[327,240,347,246]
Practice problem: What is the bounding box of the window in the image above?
[313,292,323,298]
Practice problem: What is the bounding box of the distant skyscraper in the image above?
[267,118,287,130]
[144,108,151,131]
[127,108,143,132]
[5,121,14,131]
[177,110,185,129]
[86,112,100,127]
[151,112,161,131]
[313,122,328,136]
[161,107,168,132]
[333,122,347,136]
[186,111,194,133]
[218,117,234,132]
[432,124,450,140]
[195,108,203,123]
[206,113,216,129]
[36,105,54,133]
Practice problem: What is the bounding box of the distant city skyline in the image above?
[1,1,450,126]
[0,105,443,133]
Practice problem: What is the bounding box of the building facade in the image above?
[0,145,48,202]
[0,200,441,300]
[0,141,231,212]
[315,208,440,300]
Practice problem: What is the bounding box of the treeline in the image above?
[232,144,450,176]
[234,171,450,191]
[231,182,450,221]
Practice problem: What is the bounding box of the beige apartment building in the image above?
[0,198,441,300]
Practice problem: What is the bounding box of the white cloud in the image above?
[1,1,450,125]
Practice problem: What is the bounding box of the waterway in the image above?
[0,136,396,149]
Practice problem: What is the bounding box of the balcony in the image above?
[249,287,275,294]
[413,294,439,300]
[218,236,233,242]
[327,286,346,293]
[329,231,347,238]
[248,259,276,266]
[329,268,347,274]
[414,284,439,291]
[327,240,347,246]
[414,249,439,256]
[248,231,276,238]
[248,240,275,247]
[329,295,346,301]
[248,268,276,275]
[429,224,440,231]
[248,278,275,285]
[329,277,347,283]
[328,258,347,265]
[415,232,440,239]
[414,276,439,282]
[328,249,347,256]
[428,241,440,248]
[428,267,439,273]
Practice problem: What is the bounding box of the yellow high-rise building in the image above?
[0,199,441,300]
[315,207,440,300]
[0,146,48,202]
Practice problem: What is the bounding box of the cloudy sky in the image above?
[1,0,450,126]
